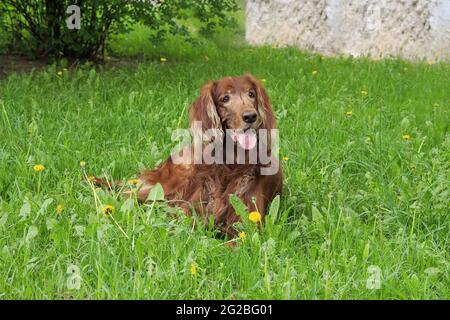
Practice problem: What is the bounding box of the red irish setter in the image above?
[94,74,282,237]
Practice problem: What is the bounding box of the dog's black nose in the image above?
[242,111,257,123]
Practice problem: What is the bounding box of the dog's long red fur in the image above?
[94,74,282,237]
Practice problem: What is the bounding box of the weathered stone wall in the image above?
[245,0,450,61]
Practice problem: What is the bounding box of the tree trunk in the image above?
[45,0,64,55]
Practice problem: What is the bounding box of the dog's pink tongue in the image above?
[236,131,257,150]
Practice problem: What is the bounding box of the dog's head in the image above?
[189,74,276,150]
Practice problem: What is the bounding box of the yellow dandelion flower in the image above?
[87,175,95,182]
[56,204,64,214]
[282,156,289,161]
[346,111,353,117]
[312,70,318,75]
[249,211,262,223]
[57,71,63,76]
[402,134,410,141]
[33,164,45,172]
[361,90,368,96]
[190,262,197,276]
[79,161,86,168]
[160,57,167,63]
[239,231,247,241]
[128,179,141,186]
[102,205,115,216]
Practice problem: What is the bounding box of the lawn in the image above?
[0,24,449,299]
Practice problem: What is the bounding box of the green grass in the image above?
[0,25,449,299]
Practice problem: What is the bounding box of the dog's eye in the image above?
[222,95,230,103]
[248,90,256,98]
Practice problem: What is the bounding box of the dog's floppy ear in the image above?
[189,81,221,133]
[245,74,276,130]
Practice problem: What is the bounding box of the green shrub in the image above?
[0,0,238,59]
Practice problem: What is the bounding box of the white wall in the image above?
[246,0,450,61]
